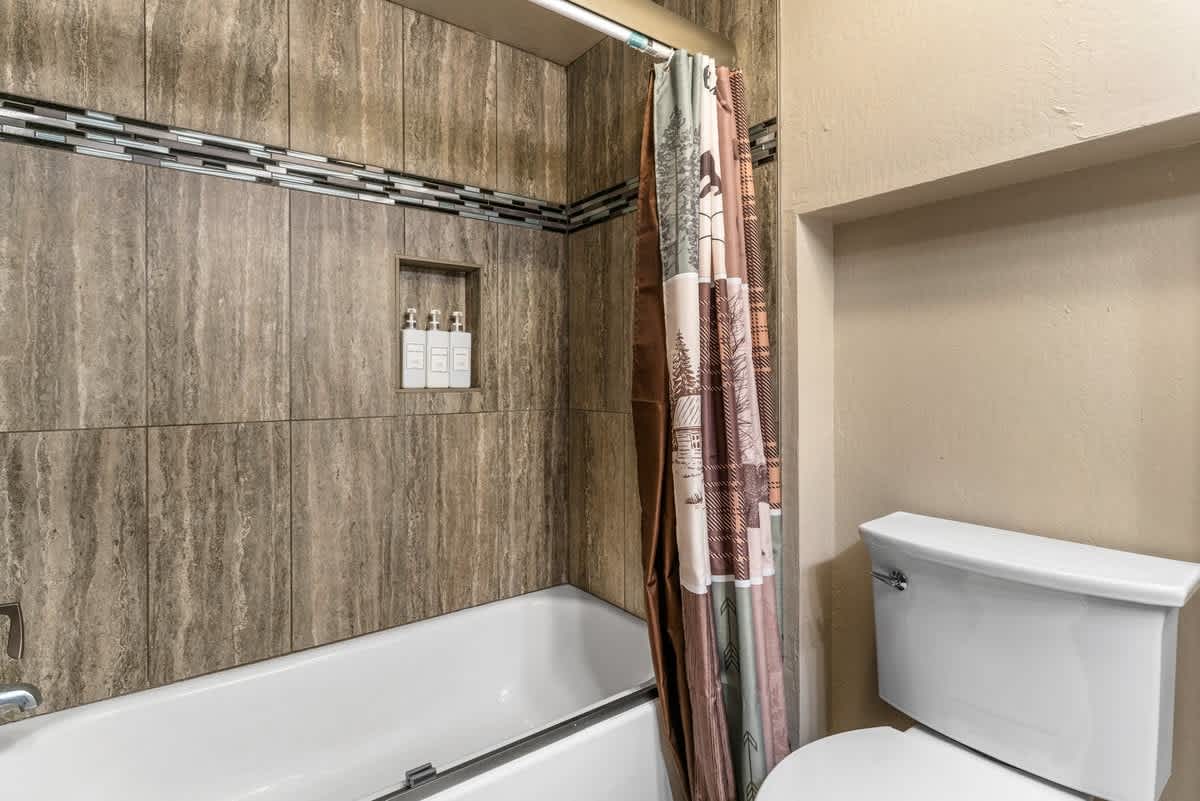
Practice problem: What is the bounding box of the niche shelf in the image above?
[395,255,484,398]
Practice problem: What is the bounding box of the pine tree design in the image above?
[670,331,700,400]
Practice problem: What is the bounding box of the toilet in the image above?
[759,512,1200,801]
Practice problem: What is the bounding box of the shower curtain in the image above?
[633,51,788,801]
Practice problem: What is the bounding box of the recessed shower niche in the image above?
[395,255,484,402]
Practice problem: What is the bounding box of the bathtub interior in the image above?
[0,585,654,801]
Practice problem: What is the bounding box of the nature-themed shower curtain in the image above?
[632,51,788,801]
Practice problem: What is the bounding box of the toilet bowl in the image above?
[761,513,1200,801]
[759,726,1084,801]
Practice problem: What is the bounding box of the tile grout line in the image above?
[286,184,295,657]
[142,156,151,685]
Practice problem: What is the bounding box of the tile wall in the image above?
[0,0,567,721]
[0,0,780,721]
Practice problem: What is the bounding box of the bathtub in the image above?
[0,585,672,801]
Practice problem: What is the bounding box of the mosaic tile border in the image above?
[565,117,778,232]
[0,93,777,234]
[0,92,571,232]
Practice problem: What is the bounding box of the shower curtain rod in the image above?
[526,0,676,60]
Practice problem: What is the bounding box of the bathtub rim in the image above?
[1,583,645,735]
[367,680,660,801]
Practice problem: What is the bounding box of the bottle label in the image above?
[453,347,470,372]
[405,344,425,370]
[430,347,449,373]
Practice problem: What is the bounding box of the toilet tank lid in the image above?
[860,513,1200,608]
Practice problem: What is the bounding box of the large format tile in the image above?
[291,192,403,419]
[500,411,568,595]
[290,0,404,167]
[717,0,778,124]
[496,45,567,204]
[567,411,627,607]
[399,210,495,415]
[621,47,654,187]
[0,429,147,719]
[0,0,144,117]
[146,0,289,144]
[567,214,633,413]
[148,170,289,425]
[567,39,625,200]
[148,423,291,684]
[490,226,566,412]
[291,417,399,648]
[0,146,145,432]
[399,413,504,619]
[403,10,496,188]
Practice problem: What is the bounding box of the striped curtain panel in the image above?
[637,50,788,801]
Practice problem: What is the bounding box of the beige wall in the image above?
[777,2,1200,788]
[779,0,1200,217]
[833,143,1200,801]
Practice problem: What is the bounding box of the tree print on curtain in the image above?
[650,50,789,801]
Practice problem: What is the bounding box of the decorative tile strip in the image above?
[0,92,572,233]
[748,117,778,168]
[0,93,777,235]
[565,117,779,231]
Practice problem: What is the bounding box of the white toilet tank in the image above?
[862,513,1200,801]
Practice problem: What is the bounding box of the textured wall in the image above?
[778,0,1200,216]
[834,144,1200,801]
[0,0,568,722]
[563,0,781,624]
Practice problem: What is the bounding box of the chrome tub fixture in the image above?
[0,602,42,714]
[0,684,41,714]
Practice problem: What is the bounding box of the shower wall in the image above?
[564,0,780,619]
[0,0,568,720]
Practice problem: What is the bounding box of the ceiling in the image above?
[398,0,608,65]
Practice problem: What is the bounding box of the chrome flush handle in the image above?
[871,569,908,592]
[0,602,24,659]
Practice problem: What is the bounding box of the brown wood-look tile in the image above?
[0,145,145,432]
[621,47,655,188]
[718,0,778,123]
[146,0,288,144]
[500,410,568,595]
[567,411,626,607]
[148,423,290,684]
[148,170,289,425]
[399,210,495,415]
[403,9,497,188]
[653,0,707,25]
[398,413,504,620]
[290,0,404,166]
[290,192,402,419]
[291,417,399,649]
[622,414,646,618]
[567,39,624,200]
[0,0,144,117]
[489,226,566,412]
[0,429,147,720]
[496,44,567,204]
[567,214,633,413]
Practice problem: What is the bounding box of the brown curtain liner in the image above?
[631,73,695,801]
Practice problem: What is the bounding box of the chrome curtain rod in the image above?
[526,0,675,60]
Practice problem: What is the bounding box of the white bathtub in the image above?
[0,585,672,801]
